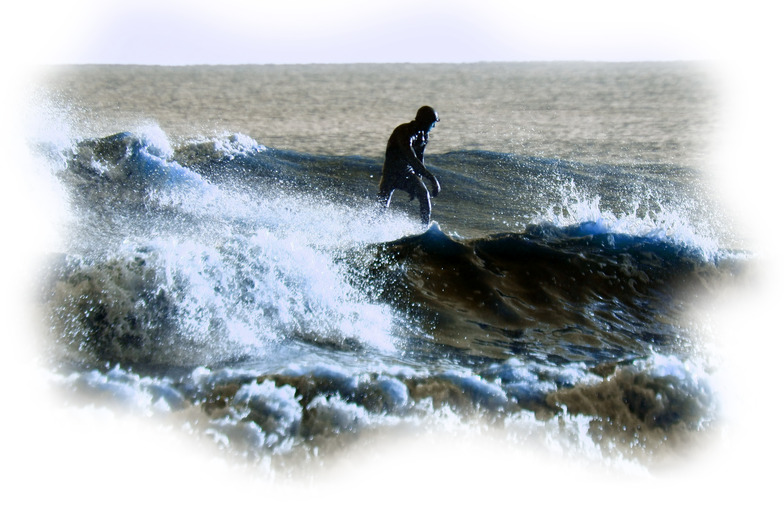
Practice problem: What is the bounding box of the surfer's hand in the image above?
[431,179,440,197]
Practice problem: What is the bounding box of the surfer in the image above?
[377,105,441,226]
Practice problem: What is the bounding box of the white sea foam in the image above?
[212,132,267,157]
[537,180,721,258]
[54,229,398,363]
[51,366,187,415]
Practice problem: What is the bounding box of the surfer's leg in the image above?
[413,179,432,225]
[377,172,393,209]
[377,188,393,208]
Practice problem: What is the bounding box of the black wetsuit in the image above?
[377,117,440,225]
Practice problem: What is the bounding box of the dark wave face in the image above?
[360,222,734,366]
[36,126,743,469]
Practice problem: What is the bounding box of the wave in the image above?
[38,128,742,367]
[43,229,403,370]
[35,127,743,465]
[49,350,715,465]
[355,221,738,366]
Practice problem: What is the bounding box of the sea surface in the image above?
[27,62,744,477]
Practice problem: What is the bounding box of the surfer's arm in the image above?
[393,131,428,174]
[414,160,440,197]
[398,133,439,195]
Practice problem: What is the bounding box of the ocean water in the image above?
[28,62,744,477]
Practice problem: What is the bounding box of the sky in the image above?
[6,0,772,65]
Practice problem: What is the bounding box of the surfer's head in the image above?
[415,106,439,129]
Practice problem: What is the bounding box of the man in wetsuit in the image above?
[377,106,441,226]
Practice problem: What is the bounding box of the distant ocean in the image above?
[29,62,745,476]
